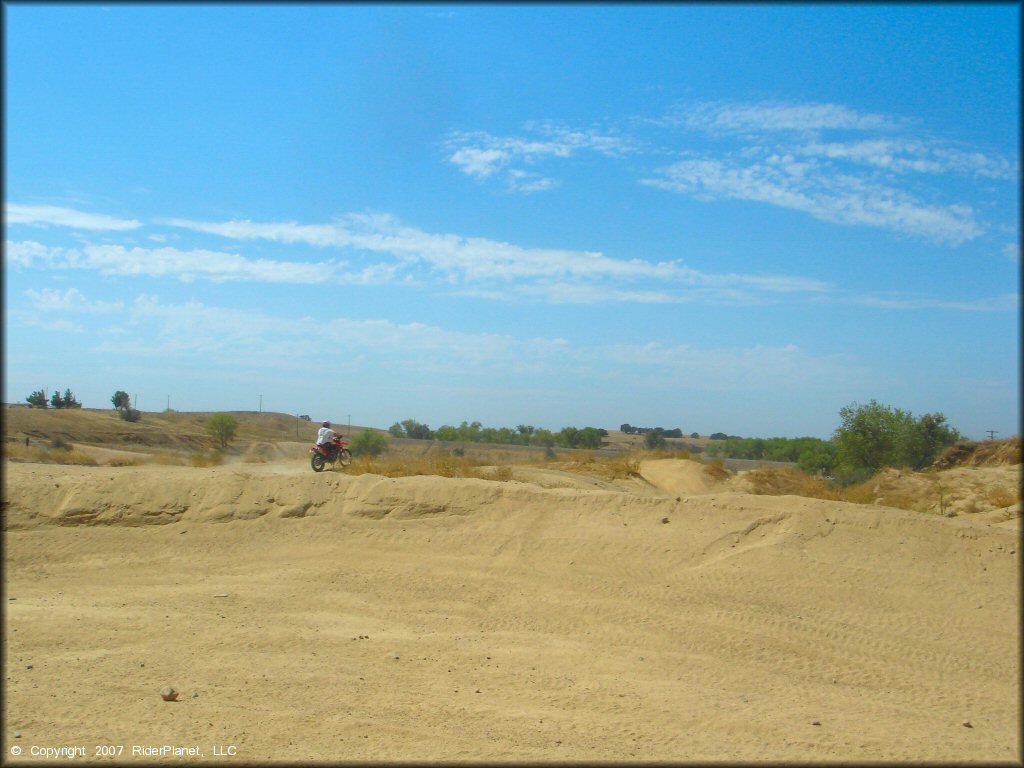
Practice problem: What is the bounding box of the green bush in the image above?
[204,413,239,449]
[833,401,960,477]
[350,429,389,457]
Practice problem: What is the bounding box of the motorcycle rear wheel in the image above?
[311,453,326,472]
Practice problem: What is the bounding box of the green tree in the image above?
[644,429,667,450]
[26,390,48,408]
[112,390,139,421]
[350,429,389,457]
[834,400,906,473]
[833,400,961,478]
[530,428,555,448]
[434,424,459,442]
[62,388,82,408]
[401,419,433,440]
[576,427,604,449]
[111,390,131,410]
[204,413,239,449]
[899,412,960,470]
[797,444,838,476]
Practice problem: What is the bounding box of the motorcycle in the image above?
[310,436,352,472]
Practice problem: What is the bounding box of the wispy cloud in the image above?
[445,123,636,191]
[640,100,1016,245]
[162,213,831,302]
[852,292,1019,312]
[642,155,984,245]
[23,287,123,312]
[673,100,898,134]
[796,139,1017,180]
[4,240,65,267]
[448,100,1014,245]
[5,240,396,285]
[5,203,142,230]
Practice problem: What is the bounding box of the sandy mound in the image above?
[865,465,1020,519]
[3,458,1020,763]
[637,458,731,496]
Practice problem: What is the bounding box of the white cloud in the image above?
[4,240,65,267]
[72,244,346,284]
[448,146,510,178]
[445,124,637,192]
[507,169,559,193]
[853,293,1019,312]
[23,287,123,312]
[5,203,142,230]
[643,156,984,245]
[163,213,832,302]
[676,101,897,135]
[797,139,1018,180]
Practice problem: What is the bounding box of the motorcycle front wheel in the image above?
[311,453,326,472]
[338,448,352,467]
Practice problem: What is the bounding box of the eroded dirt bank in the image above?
[3,460,1020,762]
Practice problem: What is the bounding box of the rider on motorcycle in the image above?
[316,421,338,454]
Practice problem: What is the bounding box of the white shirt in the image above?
[317,426,337,445]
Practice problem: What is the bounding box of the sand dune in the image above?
[3,457,1020,762]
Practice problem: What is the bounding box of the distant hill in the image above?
[2,407,378,453]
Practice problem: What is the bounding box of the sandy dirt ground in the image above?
[3,457,1020,763]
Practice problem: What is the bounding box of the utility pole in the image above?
[259,394,263,414]
[986,430,998,441]
[134,393,137,409]
[167,394,170,411]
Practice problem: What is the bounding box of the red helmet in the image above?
[322,421,331,427]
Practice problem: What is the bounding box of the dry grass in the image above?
[743,467,840,501]
[703,459,731,482]
[106,455,149,467]
[3,443,98,466]
[348,452,485,479]
[986,486,1020,509]
[743,467,928,511]
[189,452,226,467]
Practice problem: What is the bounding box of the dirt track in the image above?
[3,458,1021,762]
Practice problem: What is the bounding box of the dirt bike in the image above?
[310,436,352,472]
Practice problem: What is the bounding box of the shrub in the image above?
[190,451,225,467]
[644,429,667,450]
[833,400,960,476]
[702,459,731,481]
[50,436,73,451]
[4,443,97,466]
[119,407,142,422]
[350,429,389,457]
[204,413,238,448]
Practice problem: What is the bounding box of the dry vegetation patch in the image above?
[741,463,1021,519]
[3,442,98,466]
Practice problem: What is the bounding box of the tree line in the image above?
[25,388,82,409]
[704,400,961,482]
[388,419,608,449]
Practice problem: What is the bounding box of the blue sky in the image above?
[4,3,1020,440]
